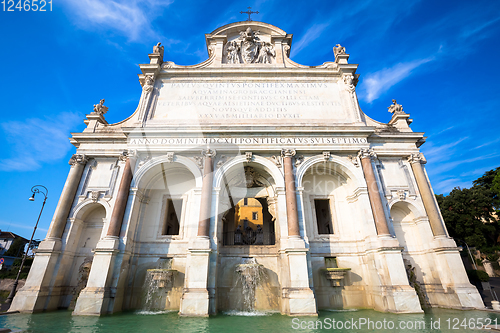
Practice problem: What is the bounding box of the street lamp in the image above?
[455,238,478,270]
[5,185,48,304]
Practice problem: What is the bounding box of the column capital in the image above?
[68,154,89,166]
[407,152,426,164]
[358,148,377,160]
[202,148,216,158]
[281,148,296,158]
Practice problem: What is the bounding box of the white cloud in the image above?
[61,0,173,41]
[0,112,81,172]
[291,23,331,57]
[359,57,433,103]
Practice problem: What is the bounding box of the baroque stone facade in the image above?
[10,21,483,316]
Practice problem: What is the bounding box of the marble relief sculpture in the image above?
[223,27,276,64]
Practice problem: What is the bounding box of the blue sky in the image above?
[0,0,499,240]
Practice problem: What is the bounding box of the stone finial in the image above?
[281,148,296,158]
[69,154,88,166]
[388,99,405,115]
[358,148,377,160]
[93,99,108,116]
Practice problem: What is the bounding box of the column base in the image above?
[72,287,112,316]
[283,288,318,316]
[179,288,210,317]
[373,285,423,313]
[9,238,62,313]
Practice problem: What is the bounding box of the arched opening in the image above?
[220,166,276,246]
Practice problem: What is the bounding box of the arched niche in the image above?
[390,201,421,252]
[132,160,197,242]
[216,158,279,246]
[298,158,359,239]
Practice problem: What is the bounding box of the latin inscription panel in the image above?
[153,81,349,123]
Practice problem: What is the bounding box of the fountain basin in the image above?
[322,268,351,287]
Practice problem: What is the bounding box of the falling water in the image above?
[235,257,266,311]
[143,258,175,311]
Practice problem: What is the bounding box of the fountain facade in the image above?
[141,258,180,312]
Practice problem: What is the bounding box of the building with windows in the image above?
[10,20,484,316]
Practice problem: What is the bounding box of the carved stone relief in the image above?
[223,27,276,64]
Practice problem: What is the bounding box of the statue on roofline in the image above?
[93,99,108,115]
[388,99,405,114]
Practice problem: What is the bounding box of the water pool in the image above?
[1,308,499,332]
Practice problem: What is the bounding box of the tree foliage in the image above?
[4,237,28,257]
[436,167,500,253]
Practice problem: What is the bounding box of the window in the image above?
[314,199,334,234]
[244,198,248,205]
[162,199,183,235]
[252,212,258,220]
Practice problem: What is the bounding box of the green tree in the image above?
[436,167,500,253]
[4,237,28,257]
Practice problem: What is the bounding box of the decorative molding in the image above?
[193,156,203,168]
[216,155,227,168]
[323,151,331,162]
[118,150,128,162]
[347,155,359,167]
[271,155,282,168]
[165,152,175,163]
[69,154,88,166]
[91,190,100,202]
[397,189,406,201]
[342,73,355,92]
[142,74,155,92]
[295,155,304,166]
[138,155,152,168]
[245,151,253,163]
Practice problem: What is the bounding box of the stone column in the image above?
[9,154,88,313]
[408,153,446,236]
[282,148,300,237]
[73,151,136,316]
[47,154,88,239]
[107,154,133,237]
[180,149,215,317]
[359,149,390,236]
[197,149,215,237]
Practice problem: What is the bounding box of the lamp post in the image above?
[456,238,477,270]
[5,185,48,304]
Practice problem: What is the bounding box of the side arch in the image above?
[132,154,203,189]
[296,155,363,189]
[214,154,284,189]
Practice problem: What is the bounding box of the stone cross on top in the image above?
[240,7,259,21]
